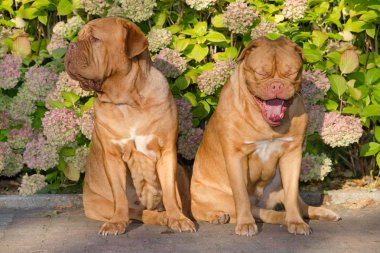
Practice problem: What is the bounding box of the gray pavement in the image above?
[0,202,379,253]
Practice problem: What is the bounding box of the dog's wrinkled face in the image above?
[64,17,148,92]
[240,37,304,126]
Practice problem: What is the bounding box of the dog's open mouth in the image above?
[253,96,292,126]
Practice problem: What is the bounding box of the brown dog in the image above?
[65,17,195,235]
[190,37,340,236]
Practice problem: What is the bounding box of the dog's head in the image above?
[64,17,149,92]
[238,37,304,126]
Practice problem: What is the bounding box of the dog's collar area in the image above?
[253,96,293,126]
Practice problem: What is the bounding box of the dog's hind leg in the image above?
[298,197,341,221]
[129,209,168,225]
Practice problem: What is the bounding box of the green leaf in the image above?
[348,86,362,100]
[61,91,80,106]
[365,68,380,85]
[329,75,347,97]
[361,104,380,117]
[225,47,238,60]
[60,147,76,156]
[192,103,209,119]
[175,39,190,52]
[186,44,209,62]
[303,48,323,63]
[17,6,39,19]
[194,22,207,37]
[57,0,73,16]
[199,100,211,114]
[38,13,48,25]
[212,14,224,28]
[360,142,380,156]
[175,76,189,90]
[166,24,181,34]
[80,97,94,111]
[48,100,66,109]
[375,126,380,143]
[184,92,197,106]
[311,31,328,48]
[205,31,227,42]
[326,51,341,65]
[359,10,379,21]
[343,20,366,33]
[340,49,359,74]
[52,48,67,59]
[376,153,380,168]
[342,106,361,115]
[324,99,339,111]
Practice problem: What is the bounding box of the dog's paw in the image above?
[210,212,230,224]
[287,221,312,235]
[98,222,127,236]
[318,209,341,222]
[168,216,196,233]
[235,223,258,236]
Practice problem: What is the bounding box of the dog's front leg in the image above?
[279,146,311,235]
[98,143,129,236]
[224,152,257,236]
[156,147,195,232]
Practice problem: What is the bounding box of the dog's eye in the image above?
[90,36,100,43]
[255,71,270,79]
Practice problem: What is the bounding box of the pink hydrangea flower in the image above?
[197,60,236,95]
[42,108,79,147]
[23,135,59,171]
[0,112,10,129]
[319,112,363,148]
[223,0,259,34]
[18,173,47,195]
[78,108,94,140]
[8,125,34,149]
[176,98,193,134]
[178,127,203,160]
[301,70,330,106]
[25,67,58,102]
[0,54,22,89]
[0,142,23,177]
[282,0,308,21]
[153,48,187,78]
[306,104,325,135]
[300,153,332,182]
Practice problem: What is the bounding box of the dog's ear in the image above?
[120,20,149,59]
[237,37,268,62]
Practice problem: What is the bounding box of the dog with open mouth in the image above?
[190,37,340,236]
[65,17,195,235]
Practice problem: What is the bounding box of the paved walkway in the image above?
[0,203,379,253]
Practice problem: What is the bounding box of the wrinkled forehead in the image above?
[246,43,303,71]
[78,18,122,40]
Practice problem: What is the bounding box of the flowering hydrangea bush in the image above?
[119,0,156,23]
[78,108,94,140]
[301,70,330,106]
[23,135,59,171]
[223,0,259,34]
[301,153,332,182]
[0,54,22,89]
[251,21,278,40]
[198,60,236,95]
[176,99,203,160]
[42,108,79,147]
[47,34,68,55]
[8,125,34,150]
[80,0,109,16]
[64,146,90,174]
[319,112,363,148]
[0,0,378,193]
[282,0,308,21]
[24,67,58,102]
[153,48,187,78]
[147,29,172,53]
[18,174,47,196]
[186,0,217,10]
[0,142,23,177]
[53,16,85,39]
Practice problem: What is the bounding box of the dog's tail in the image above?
[251,207,287,225]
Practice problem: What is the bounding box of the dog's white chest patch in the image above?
[111,130,156,159]
[245,137,294,162]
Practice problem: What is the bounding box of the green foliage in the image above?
[1,0,380,192]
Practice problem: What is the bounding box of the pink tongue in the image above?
[264,99,285,122]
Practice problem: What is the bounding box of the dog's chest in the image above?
[248,137,294,162]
